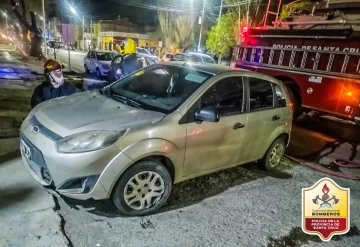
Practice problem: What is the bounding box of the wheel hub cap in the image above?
[269,144,284,168]
[124,171,165,210]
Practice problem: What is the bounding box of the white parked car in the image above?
[84,50,116,79]
[187,52,216,64]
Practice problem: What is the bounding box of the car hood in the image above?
[33,91,166,137]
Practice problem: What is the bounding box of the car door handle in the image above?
[272,115,281,121]
[233,123,245,130]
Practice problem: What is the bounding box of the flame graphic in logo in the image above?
[322,183,330,194]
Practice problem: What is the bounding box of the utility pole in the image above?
[5,10,9,39]
[246,0,250,25]
[90,16,93,49]
[42,0,47,58]
[82,15,85,51]
[198,0,207,53]
[218,0,223,25]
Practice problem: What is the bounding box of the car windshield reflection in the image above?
[110,64,212,113]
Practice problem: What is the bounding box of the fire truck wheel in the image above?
[285,84,301,118]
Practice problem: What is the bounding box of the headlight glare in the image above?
[57,130,125,153]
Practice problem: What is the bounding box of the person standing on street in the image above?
[31,59,78,108]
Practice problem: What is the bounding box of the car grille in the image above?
[20,133,52,185]
[102,64,110,70]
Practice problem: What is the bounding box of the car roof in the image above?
[161,61,233,74]
[92,50,115,53]
[187,52,212,57]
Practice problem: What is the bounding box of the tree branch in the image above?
[30,11,40,34]
[20,0,26,19]
[10,0,31,31]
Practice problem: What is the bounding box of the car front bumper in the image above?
[20,118,134,200]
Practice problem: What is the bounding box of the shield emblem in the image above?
[302,177,350,241]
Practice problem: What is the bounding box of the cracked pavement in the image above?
[55,116,360,247]
[0,138,69,247]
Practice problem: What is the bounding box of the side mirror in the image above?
[195,108,219,122]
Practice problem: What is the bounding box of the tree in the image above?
[10,0,43,57]
[158,10,196,52]
[206,14,236,64]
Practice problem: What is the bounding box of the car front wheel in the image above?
[112,160,172,216]
[96,68,102,79]
[258,138,285,171]
[84,64,90,74]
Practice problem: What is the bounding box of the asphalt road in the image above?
[49,49,88,73]
[57,115,360,247]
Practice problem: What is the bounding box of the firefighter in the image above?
[118,38,141,77]
[31,59,78,108]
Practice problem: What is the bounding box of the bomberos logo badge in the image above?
[302,177,350,241]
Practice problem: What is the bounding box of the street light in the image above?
[70,6,76,14]
[2,10,9,39]
[67,3,85,51]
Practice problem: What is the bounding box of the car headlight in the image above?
[56,130,126,153]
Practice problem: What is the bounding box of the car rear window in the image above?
[274,84,287,107]
[96,52,115,61]
[202,56,215,64]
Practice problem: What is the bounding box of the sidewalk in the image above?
[0,138,69,246]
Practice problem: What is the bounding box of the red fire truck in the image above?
[235,0,360,124]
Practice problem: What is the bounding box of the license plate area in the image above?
[20,139,31,160]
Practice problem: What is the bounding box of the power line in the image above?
[109,0,200,13]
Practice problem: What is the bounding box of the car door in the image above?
[88,52,96,71]
[84,51,92,68]
[184,76,248,177]
[242,77,285,160]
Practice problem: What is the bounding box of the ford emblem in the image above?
[32,126,40,133]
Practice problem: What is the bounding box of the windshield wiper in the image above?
[110,92,142,109]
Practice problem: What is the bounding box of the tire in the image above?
[96,68,102,79]
[112,160,172,216]
[285,83,302,118]
[258,138,286,171]
[107,73,113,84]
[84,64,90,74]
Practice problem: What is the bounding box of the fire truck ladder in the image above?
[240,46,360,79]
[263,0,282,27]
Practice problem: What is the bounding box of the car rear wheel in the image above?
[112,160,172,216]
[96,68,102,79]
[84,64,90,74]
[258,138,285,171]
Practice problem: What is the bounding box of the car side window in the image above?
[274,84,287,107]
[190,55,201,63]
[249,78,274,111]
[201,77,244,116]
[87,52,91,58]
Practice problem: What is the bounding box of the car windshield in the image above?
[137,48,150,55]
[202,56,215,64]
[189,55,202,63]
[96,52,115,61]
[110,64,212,113]
[174,54,189,61]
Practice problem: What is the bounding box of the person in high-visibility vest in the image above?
[117,38,141,78]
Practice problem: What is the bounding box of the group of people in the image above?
[31,38,140,108]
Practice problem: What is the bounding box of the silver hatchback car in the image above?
[21,62,292,216]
